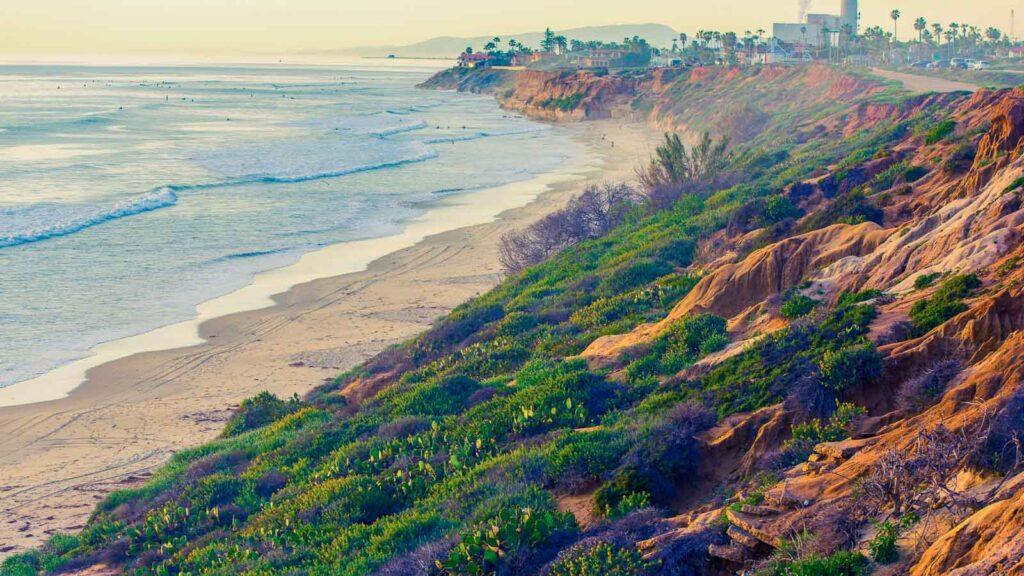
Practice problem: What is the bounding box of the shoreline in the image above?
[0,119,661,556]
[0,162,586,409]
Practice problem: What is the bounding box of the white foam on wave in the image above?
[421,127,547,145]
[0,188,178,249]
[253,149,439,184]
[198,125,439,183]
[370,120,428,138]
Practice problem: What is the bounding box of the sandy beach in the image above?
[0,119,660,556]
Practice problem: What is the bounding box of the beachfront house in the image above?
[571,49,626,69]
[651,53,683,68]
[458,52,490,68]
[510,52,543,67]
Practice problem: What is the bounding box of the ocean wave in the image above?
[0,147,439,251]
[386,101,444,115]
[421,127,545,145]
[371,120,428,138]
[215,247,292,262]
[0,188,178,249]
[249,149,439,184]
[1,112,116,135]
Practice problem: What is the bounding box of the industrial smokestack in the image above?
[798,0,813,22]
[840,0,859,33]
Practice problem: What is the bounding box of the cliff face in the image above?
[422,65,898,144]
[433,67,1024,573]
[580,84,1024,573]
[422,67,640,122]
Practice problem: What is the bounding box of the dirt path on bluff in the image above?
[872,68,980,94]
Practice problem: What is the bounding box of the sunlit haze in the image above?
[2,0,1021,58]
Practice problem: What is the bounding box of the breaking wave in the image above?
[0,188,178,249]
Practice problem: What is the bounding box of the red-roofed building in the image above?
[458,53,490,68]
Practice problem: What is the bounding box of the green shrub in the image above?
[592,469,650,517]
[1004,176,1024,193]
[781,293,817,319]
[836,289,883,307]
[1,552,42,576]
[913,272,941,290]
[495,311,537,337]
[799,190,883,233]
[599,260,674,296]
[627,313,729,379]
[903,165,929,182]
[606,492,650,519]
[869,520,899,564]
[785,403,867,456]
[385,375,481,417]
[909,274,981,335]
[817,343,883,392]
[546,542,657,576]
[542,94,586,112]
[545,430,628,490]
[437,507,577,575]
[656,238,697,267]
[785,551,868,576]
[222,391,301,437]
[763,194,801,224]
[925,119,955,145]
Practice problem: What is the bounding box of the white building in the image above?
[773,23,825,47]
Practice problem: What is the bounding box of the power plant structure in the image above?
[773,0,858,48]
[840,0,859,34]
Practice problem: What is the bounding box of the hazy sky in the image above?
[2,0,1021,56]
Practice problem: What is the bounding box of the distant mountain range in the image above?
[328,24,680,58]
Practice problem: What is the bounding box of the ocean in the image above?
[0,60,582,394]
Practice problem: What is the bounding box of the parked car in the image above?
[910,60,930,69]
[927,60,949,69]
[972,61,992,70]
[950,58,968,69]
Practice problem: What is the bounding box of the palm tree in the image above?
[932,23,943,46]
[914,17,926,43]
[890,10,902,41]
[986,27,1002,46]
[679,33,688,49]
[914,17,927,59]
[949,23,959,55]
[945,28,957,57]
[554,35,568,55]
[722,32,738,63]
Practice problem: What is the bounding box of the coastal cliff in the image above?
[421,64,916,145]
[14,65,1024,576]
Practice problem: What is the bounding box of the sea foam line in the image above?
[370,120,428,138]
[0,188,178,249]
[421,127,545,145]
